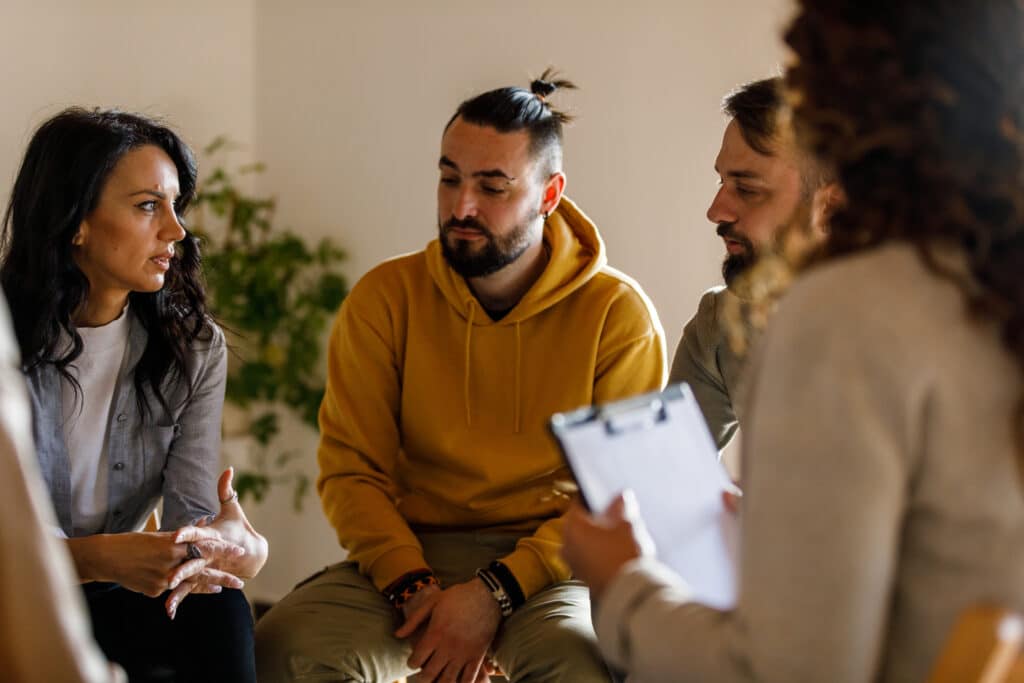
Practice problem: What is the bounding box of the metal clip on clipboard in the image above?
[550,384,686,438]
[601,395,667,435]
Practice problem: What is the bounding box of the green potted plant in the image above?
[191,138,348,510]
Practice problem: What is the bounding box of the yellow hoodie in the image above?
[317,197,666,598]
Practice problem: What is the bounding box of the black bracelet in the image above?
[383,569,439,610]
[488,561,526,610]
[476,568,514,617]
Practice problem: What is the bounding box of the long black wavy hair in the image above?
[785,1,1024,458]
[0,107,212,417]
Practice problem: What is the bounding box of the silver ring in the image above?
[220,491,238,505]
[186,542,202,560]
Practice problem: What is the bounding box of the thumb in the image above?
[603,490,638,522]
[394,598,435,639]
[217,467,242,515]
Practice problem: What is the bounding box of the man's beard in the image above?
[717,223,757,287]
[439,216,534,278]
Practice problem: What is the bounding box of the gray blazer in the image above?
[24,314,227,537]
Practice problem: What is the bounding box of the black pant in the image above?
[84,583,256,683]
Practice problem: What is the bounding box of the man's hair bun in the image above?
[530,67,577,102]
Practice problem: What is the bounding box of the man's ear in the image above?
[811,182,845,236]
[540,172,566,217]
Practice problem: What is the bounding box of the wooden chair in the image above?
[143,508,160,532]
[926,606,1024,683]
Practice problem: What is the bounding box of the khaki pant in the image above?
[255,531,614,682]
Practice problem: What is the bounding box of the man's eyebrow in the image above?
[714,166,765,182]
[474,169,515,181]
[727,170,764,180]
[439,156,516,182]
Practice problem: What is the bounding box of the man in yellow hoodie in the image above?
[256,71,666,683]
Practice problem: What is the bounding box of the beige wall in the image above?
[0,0,255,190]
[0,1,790,602]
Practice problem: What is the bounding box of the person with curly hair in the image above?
[562,2,1024,682]
[1,108,269,682]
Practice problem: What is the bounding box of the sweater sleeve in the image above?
[316,278,428,591]
[160,324,226,529]
[501,287,668,599]
[594,277,914,683]
[669,289,738,450]
[0,298,125,683]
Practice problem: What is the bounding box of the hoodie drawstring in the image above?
[463,299,523,433]
[514,321,522,434]
[464,300,475,427]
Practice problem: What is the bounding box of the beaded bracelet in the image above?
[383,569,440,610]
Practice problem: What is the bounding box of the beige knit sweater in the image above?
[596,242,1024,683]
[0,294,124,683]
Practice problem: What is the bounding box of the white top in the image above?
[61,308,131,536]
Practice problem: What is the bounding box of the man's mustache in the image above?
[442,217,492,237]
[716,223,753,250]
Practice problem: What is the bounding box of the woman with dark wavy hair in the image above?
[1,108,267,682]
[561,2,1024,682]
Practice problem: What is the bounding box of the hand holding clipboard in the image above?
[550,383,739,609]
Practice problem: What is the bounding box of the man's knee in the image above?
[255,598,410,682]
[255,606,317,682]
[498,609,612,682]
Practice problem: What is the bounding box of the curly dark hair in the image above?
[0,108,212,417]
[784,1,1024,455]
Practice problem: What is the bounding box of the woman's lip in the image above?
[150,256,171,271]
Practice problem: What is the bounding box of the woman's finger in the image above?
[165,579,197,619]
[165,580,224,619]
[192,567,244,590]
[192,537,246,561]
[164,571,237,619]
[167,557,208,589]
[173,524,223,545]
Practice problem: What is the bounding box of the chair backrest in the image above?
[926,605,1024,683]
[143,508,160,532]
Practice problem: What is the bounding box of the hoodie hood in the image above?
[425,195,606,325]
[424,195,607,432]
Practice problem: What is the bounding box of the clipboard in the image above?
[550,383,739,609]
